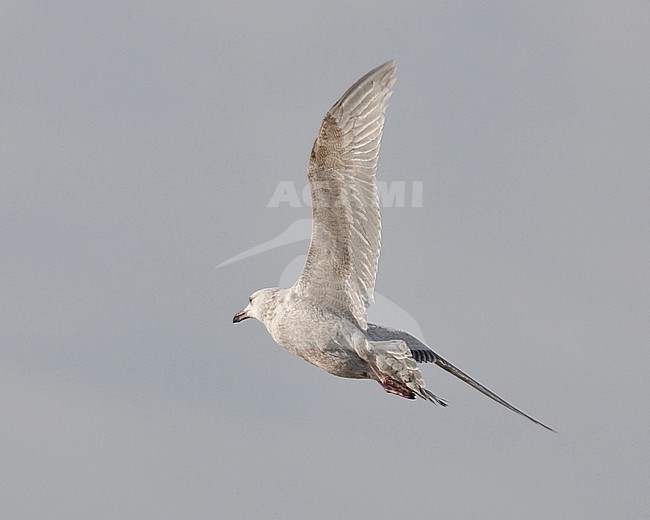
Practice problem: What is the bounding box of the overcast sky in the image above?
[2,2,650,518]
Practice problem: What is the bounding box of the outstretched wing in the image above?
[366,324,555,431]
[293,61,396,330]
[366,323,438,363]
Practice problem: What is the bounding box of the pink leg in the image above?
[369,363,416,400]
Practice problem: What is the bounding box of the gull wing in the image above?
[366,324,555,431]
[366,323,439,363]
[293,61,396,330]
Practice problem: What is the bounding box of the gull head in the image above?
[233,287,282,325]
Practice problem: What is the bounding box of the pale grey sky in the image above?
[2,2,649,519]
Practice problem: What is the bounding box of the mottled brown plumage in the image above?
[233,62,554,431]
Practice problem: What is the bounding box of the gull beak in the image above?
[233,307,250,323]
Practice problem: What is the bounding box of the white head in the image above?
[232,287,282,326]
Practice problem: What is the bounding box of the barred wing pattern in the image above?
[293,61,396,329]
[366,324,555,431]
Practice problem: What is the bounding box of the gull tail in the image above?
[422,388,448,407]
[365,323,555,432]
[367,339,447,406]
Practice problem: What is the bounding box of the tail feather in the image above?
[366,339,445,405]
[422,388,448,407]
[366,323,555,431]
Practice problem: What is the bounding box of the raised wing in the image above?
[293,61,396,329]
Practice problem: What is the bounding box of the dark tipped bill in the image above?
[233,310,249,323]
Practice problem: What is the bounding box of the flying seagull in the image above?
[233,61,554,431]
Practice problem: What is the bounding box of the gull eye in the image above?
[249,296,252,303]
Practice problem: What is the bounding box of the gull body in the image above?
[237,288,371,380]
[233,62,553,430]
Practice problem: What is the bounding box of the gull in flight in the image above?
[233,61,554,431]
